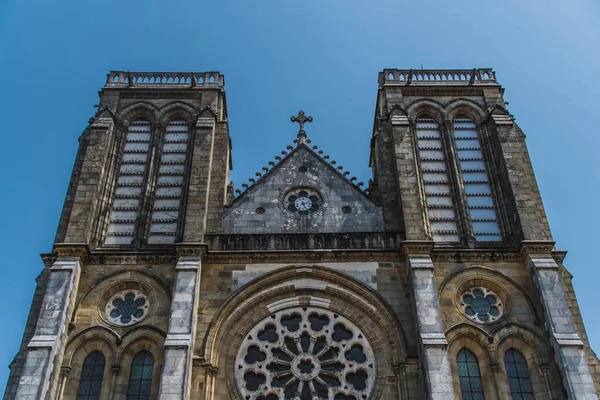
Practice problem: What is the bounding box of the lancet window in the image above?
[105,120,152,245]
[148,120,189,244]
[416,118,460,242]
[76,351,105,400]
[457,348,484,400]
[504,349,534,400]
[126,351,154,400]
[453,117,501,241]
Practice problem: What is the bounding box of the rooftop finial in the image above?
[290,110,313,143]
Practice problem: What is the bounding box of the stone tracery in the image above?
[235,308,375,400]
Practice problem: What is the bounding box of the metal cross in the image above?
[290,110,313,139]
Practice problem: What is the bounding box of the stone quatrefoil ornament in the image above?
[235,307,376,400]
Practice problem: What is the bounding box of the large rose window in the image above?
[235,308,376,400]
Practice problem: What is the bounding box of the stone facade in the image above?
[3,69,599,400]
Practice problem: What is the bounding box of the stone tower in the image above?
[3,69,599,400]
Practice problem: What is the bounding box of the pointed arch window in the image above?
[504,349,534,400]
[77,351,105,400]
[105,120,152,244]
[416,118,459,242]
[148,120,189,244]
[127,350,154,400]
[457,348,484,400]
[453,117,501,241]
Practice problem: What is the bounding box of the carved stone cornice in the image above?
[204,250,402,265]
[204,232,403,252]
[519,240,556,259]
[88,253,177,265]
[401,240,434,256]
[175,243,209,257]
[551,250,567,264]
[41,253,58,267]
[53,243,91,263]
[431,249,521,262]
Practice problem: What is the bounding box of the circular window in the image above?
[284,188,322,215]
[235,307,376,400]
[106,290,149,326]
[460,287,503,324]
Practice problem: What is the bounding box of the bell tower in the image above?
[371,69,598,399]
[5,71,232,399]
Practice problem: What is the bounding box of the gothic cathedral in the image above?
[3,69,599,400]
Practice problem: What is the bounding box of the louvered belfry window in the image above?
[148,120,189,244]
[453,117,501,241]
[416,118,460,242]
[105,120,152,245]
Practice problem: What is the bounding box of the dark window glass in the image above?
[457,348,484,400]
[77,351,105,400]
[504,349,535,400]
[127,351,154,400]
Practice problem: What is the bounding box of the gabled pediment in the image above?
[224,143,383,234]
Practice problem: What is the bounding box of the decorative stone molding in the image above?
[87,253,177,265]
[204,250,403,265]
[53,243,91,263]
[204,232,402,252]
[175,243,208,257]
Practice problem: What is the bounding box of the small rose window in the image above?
[285,188,322,215]
[106,290,149,326]
[460,287,503,323]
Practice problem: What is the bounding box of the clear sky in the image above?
[1,0,599,391]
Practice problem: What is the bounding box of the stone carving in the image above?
[235,308,375,400]
[290,110,313,139]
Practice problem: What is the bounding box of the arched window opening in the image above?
[453,117,501,241]
[504,349,534,400]
[148,119,189,244]
[77,351,105,400]
[457,348,484,400]
[105,119,152,245]
[416,117,459,242]
[127,350,154,400]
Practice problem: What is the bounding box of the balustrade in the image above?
[105,71,223,88]
[380,68,497,85]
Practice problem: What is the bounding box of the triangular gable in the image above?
[224,143,383,234]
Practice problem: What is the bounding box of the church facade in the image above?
[3,69,599,400]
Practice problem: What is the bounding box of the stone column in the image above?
[407,250,455,400]
[158,254,202,400]
[15,256,81,400]
[526,252,597,399]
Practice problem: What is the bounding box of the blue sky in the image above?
[1,0,599,391]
